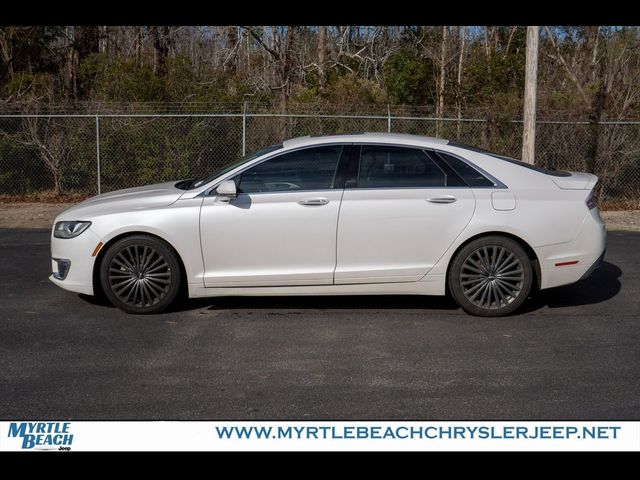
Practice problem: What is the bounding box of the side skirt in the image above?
[188,274,445,298]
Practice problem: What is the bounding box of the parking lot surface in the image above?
[1,228,638,419]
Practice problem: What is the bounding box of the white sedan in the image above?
[50,133,606,316]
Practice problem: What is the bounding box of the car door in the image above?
[334,145,476,284]
[200,145,345,287]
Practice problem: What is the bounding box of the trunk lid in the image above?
[551,172,598,190]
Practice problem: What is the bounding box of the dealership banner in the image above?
[1,421,638,451]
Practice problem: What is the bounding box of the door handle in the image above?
[427,196,457,204]
[299,197,329,206]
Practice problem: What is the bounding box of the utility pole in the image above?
[522,26,539,164]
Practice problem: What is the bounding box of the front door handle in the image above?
[427,196,457,204]
[299,197,329,206]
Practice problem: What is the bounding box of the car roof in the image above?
[282,132,450,149]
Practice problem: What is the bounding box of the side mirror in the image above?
[216,180,237,200]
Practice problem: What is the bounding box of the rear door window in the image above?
[357,146,446,188]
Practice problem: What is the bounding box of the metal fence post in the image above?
[242,101,247,156]
[387,105,391,133]
[95,114,101,195]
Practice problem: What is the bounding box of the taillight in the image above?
[586,192,598,210]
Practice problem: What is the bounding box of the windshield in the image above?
[188,143,283,189]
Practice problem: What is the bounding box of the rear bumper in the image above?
[535,209,607,290]
[579,249,605,281]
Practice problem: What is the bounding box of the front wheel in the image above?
[448,236,533,317]
[100,235,182,314]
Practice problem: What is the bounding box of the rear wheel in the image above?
[100,235,182,314]
[448,236,533,317]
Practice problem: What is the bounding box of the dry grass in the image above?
[1,201,639,232]
[0,192,91,205]
[599,199,640,211]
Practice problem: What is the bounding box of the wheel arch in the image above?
[92,231,188,299]
[445,231,541,291]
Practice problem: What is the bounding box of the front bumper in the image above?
[49,227,102,295]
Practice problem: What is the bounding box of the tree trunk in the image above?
[484,26,491,73]
[151,26,171,76]
[99,26,108,54]
[456,26,466,139]
[65,26,78,99]
[0,28,14,76]
[278,26,295,110]
[436,26,448,136]
[337,26,346,60]
[522,26,539,165]
[135,27,144,66]
[586,60,607,174]
[52,167,62,195]
[318,26,327,89]
[225,26,238,75]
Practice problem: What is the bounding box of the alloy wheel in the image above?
[107,244,172,308]
[459,245,525,310]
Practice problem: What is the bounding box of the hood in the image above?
[56,181,185,220]
[550,172,598,190]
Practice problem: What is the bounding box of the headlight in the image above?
[54,221,92,239]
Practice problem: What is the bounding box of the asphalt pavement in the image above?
[0,228,639,420]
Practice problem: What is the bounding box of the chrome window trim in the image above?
[199,140,508,197]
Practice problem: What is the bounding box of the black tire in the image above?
[448,236,533,317]
[99,235,182,314]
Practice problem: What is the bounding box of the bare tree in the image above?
[544,26,629,172]
[1,117,74,194]
[0,27,14,76]
[150,26,172,76]
[64,26,78,98]
[318,26,328,89]
[241,26,298,108]
[99,26,108,54]
[437,26,448,120]
[224,26,239,75]
[456,26,467,138]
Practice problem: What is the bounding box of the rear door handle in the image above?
[427,196,457,204]
[299,197,329,206]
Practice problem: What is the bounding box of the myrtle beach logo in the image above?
[7,422,73,450]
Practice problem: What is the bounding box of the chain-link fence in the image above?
[1,110,639,202]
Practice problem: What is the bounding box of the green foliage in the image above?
[79,54,166,102]
[191,73,271,105]
[328,75,385,104]
[294,74,386,106]
[164,55,197,101]
[383,49,435,105]
[2,72,51,100]
[545,90,584,111]
[78,53,275,106]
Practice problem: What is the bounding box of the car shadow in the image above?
[518,261,622,313]
[79,261,622,315]
[196,293,461,312]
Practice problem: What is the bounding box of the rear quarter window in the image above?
[435,151,496,187]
